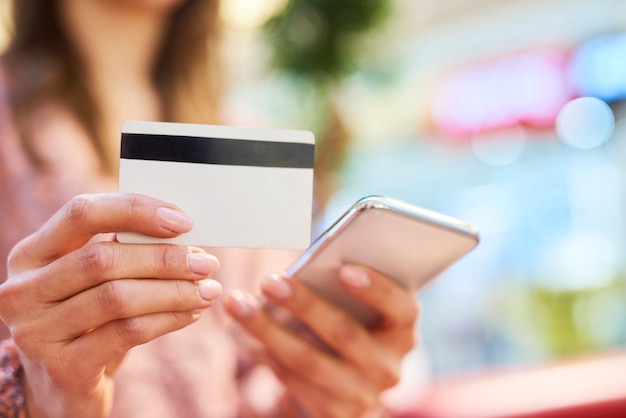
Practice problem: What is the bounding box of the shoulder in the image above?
[0,58,102,176]
[26,101,104,176]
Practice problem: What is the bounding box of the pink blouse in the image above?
[0,74,301,416]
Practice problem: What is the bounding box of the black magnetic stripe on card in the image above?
[120,133,314,169]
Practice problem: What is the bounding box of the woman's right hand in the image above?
[0,193,221,418]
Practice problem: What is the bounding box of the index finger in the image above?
[9,193,192,271]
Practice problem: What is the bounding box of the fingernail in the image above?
[157,207,193,232]
[187,252,220,276]
[198,279,222,301]
[261,274,293,300]
[228,289,257,318]
[341,265,371,288]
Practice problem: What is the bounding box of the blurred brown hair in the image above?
[2,0,222,174]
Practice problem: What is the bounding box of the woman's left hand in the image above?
[224,264,420,418]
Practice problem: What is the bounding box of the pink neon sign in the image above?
[432,49,573,138]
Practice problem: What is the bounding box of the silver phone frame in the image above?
[286,195,480,279]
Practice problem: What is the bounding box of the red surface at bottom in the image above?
[397,350,626,418]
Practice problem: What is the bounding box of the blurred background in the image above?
[3,0,626,412]
[218,0,626,381]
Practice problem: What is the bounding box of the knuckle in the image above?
[327,313,360,348]
[406,300,420,323]
[286,346,318,377]
[344,405,367,418]
[97,280,129,318]
[115,316,146,345]
[166,311,196,331]
[360,390,380,413]
[168,311,197,331]
[0,273,37,323]
[377,364,401,389]
[0,281,19,319]
[292,287,317,316]
[126,194,147,222]
[376,279,394,300]
[114,312,194,348]
[6,238,30,273]
[349,391,377,415]
[10,322,49,361]
[404,330,419,353]
[397,304,419,353]
[81,243,115,279]
[45,363,68,387]
[10,324,33,349]
[171,280,192,307]
[156,245,184,273]
[395,299,420,330]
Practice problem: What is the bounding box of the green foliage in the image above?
[264,0,391,81]
[498,277,626,360]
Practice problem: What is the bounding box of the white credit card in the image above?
[117,121,315,249]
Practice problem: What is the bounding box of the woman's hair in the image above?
[2,0,222,174]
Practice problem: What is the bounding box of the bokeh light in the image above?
[556,97,615,149]
[471,127,527,166]
[0,1,12,53]
[220,0,288,31]
[568,34,626,102]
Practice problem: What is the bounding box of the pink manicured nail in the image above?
[156,207,193,232]
[340,265,371,288]
[228,290,257,317]
[187,253,220,276]
[198,279,222,301]
[261,274,293,300]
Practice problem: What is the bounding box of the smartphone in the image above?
[283,195,479,328]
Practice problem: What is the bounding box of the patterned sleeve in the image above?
[0,339,26,418]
